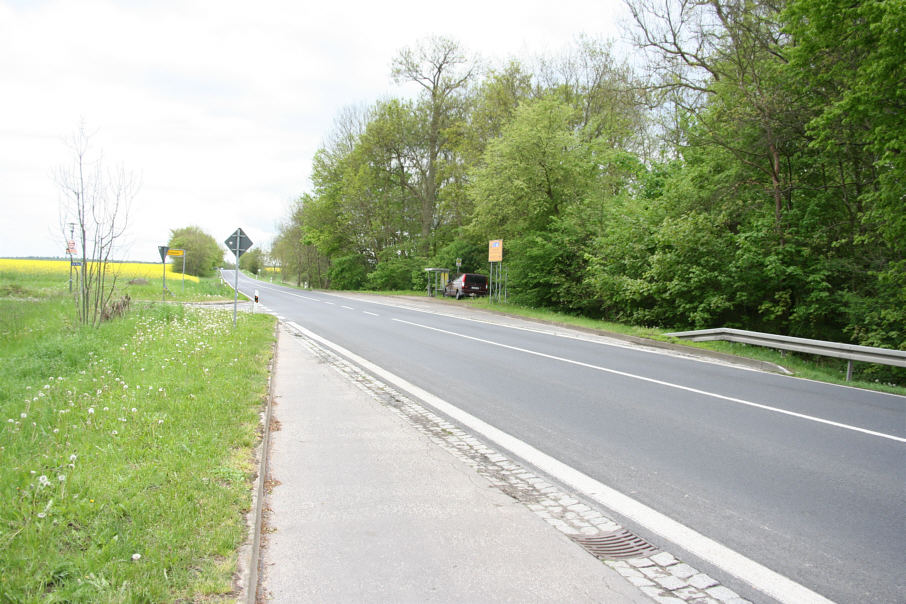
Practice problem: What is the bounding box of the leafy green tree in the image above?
[167,226,223,277]
[271,196,329,287]
[392,36,476,254]
[239,247,263,275]
[327,254,368,290]
[468,97,590,239]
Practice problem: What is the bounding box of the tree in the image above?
[624,0,797,230]
[271,196,330,288]
[392,36,476,254]
[239,247,263,275]
[167,226,223,277]
[468,98,590,239]
[57,123,137,327]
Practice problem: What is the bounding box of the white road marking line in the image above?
[393,318,905,444]
[341,305,354,310]
[285,320,833,604]
[323,301,334,305]
[363,311,379,316]
[320,291,783,373]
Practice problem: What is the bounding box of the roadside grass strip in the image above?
[0,287,275,601]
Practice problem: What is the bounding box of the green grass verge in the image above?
[119,275,240,303]
[0,271,276,602]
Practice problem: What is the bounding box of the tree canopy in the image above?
[167,226,223,277]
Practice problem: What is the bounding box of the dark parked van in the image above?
[443,273,488,299]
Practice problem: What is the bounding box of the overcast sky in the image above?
[0,0,631,262]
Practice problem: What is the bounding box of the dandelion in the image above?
[37,512,46,519]
[53,428,59,433]
[132,553,141,561]
[131,408,137,413]
[58,475,66,482]
[70,454,77,462]
[111,430,118,435]
[20,413,26,419]
[88,408,94,415]
[38,475,50,487]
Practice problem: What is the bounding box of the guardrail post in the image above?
[846,360,853,382]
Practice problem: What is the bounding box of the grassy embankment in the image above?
[0,261,275,602]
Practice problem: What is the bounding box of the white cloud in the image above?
[0,0,629,262]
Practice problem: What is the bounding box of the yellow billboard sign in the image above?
[166,249,184,257]
[488,239,503,262]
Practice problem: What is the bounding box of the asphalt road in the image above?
[229,272,905,603]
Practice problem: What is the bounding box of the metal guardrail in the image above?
[665,328,906,381]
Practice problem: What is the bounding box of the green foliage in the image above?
[432,237,487,275]
[167,226,223,277]
[239,247,263,275]
[365,251,425,291]
[469,97,589,238]
[327,254,368,290]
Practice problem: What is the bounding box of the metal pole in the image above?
[182,252,186,293]
[68,223,75,294]
[233,234,240,327]
[162,259,166,302]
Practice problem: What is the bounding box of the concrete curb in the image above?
[235,323,278,604]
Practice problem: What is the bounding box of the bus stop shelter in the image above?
[424,268,450,297]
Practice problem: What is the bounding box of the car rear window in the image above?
[464,274,487,286]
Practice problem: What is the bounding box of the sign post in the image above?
[158,246,169,301]
[488,239,504,302]
[166,249,186,293]
[224,228,253,327]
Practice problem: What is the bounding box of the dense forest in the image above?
[271,0,905,376]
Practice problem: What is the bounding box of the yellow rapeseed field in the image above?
[0,258,200,282]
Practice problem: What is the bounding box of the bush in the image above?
[327,254,368,290]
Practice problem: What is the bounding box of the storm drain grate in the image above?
[571,529,659,560]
